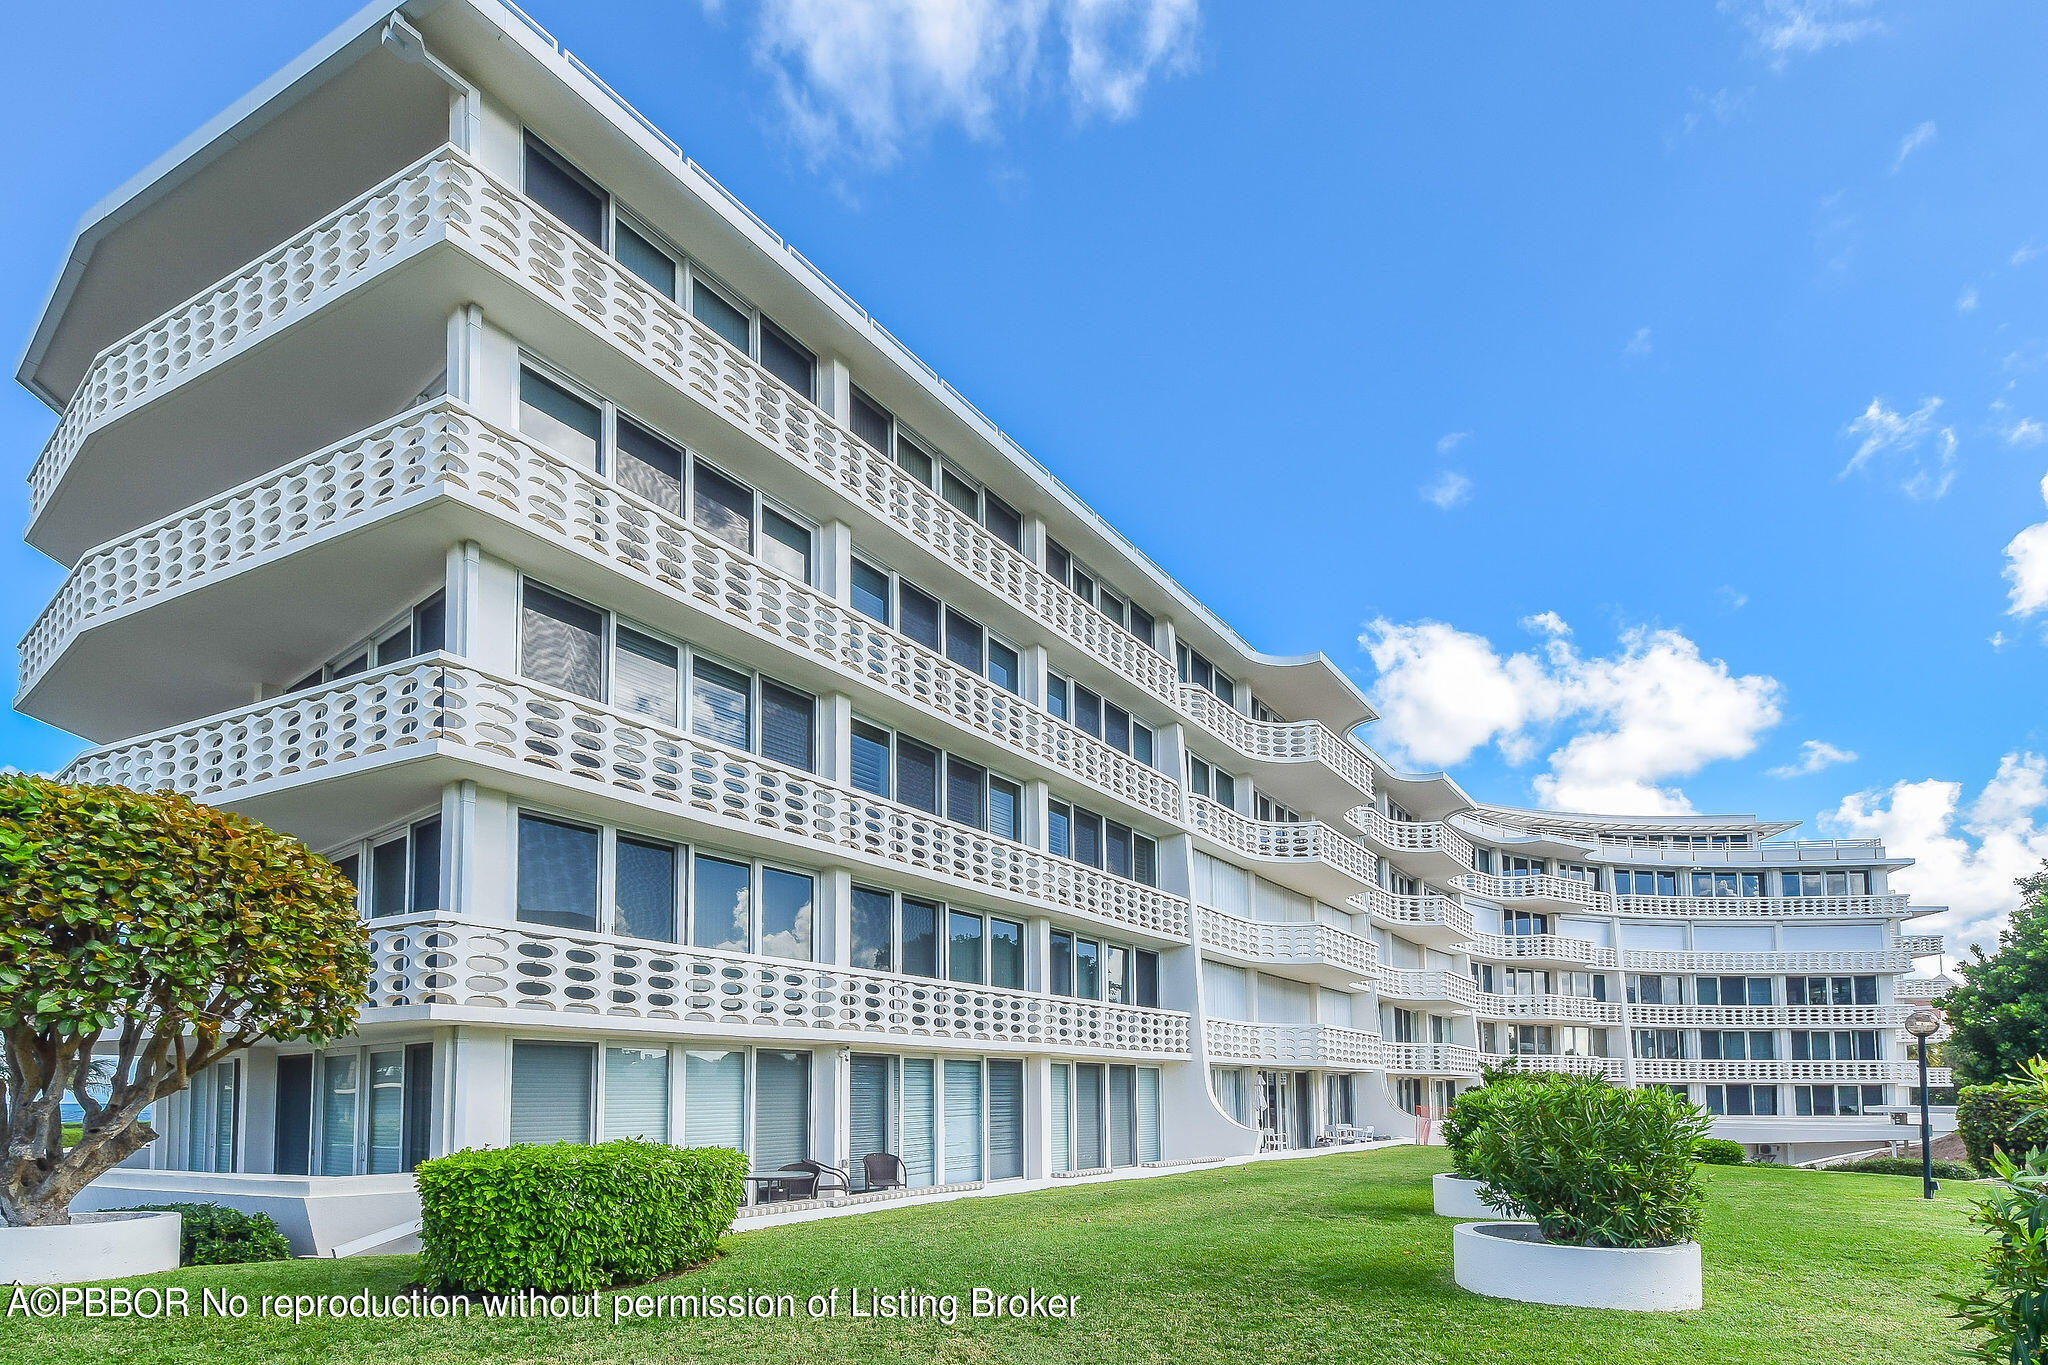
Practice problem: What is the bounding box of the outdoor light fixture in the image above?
[1905,1008,1943,1200]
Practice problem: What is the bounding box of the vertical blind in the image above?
[320,1053,359,1176]
[367,1051,404,1174]
[945,756,985,829]
[753,1051,811,1173]
[902,1059,936,1187]
[987,1060,1023,1181]
[684,1050,745,1150]
[1109,1066,1136,1168]
[603,1047,669,1142]
[1137,1068,1162,1164]
[510,1042,593,1145]
[1076,1064,1104,1170]
[944,1060,983,1184]
[849,1055,894,1187]
[1050,1064,1072,1173]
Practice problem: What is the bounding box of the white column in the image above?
[822,867,854,968]
[817,520,855,601]
[818,693,855,784]
[818,356,853,422]
[446,1027,511,1152]
[1024,1054,1053,1179]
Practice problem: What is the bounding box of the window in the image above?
[1047,930,1141,1001]
[1700,1030,1776,1061]
[1794,1084,1887,1116]
[517,367,817,583]
[1046,537,1157,649]
[1047,673,1155,764]
[848,555,1022,695]
[1695,976,1774,1006]
[1691,871,1765,898]
[286,593,447,694]
[848,717,1023,838]
[523,135,606,246]
[1704,1084,1778,1117]
[1253,792,1299,823]
[1627,974,1682,1005]
[847,389,1021,547]
[1612,868,1680,897]
[517,813,601,931]
[521,582,606,701]
[1790,1030,1881,1061]
[343,816,441,920]
[1787,975,1879,1006]
[614,835,679,942]
[1048,799,1159,886]
[1632,1029,1687,1060]
[1176,642,1234,702]
[1186,755,1237,808]
[1780,870,1872,897]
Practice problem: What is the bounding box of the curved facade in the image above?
[16,0,1946,1251]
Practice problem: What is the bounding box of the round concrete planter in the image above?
[1432,1174,1523,1219]
[1452,1221,1702,1311]
[0,1211,182,1285]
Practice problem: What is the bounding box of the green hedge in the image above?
[1958,1085,2043,1172]
[118,1203,292,1265]
[1694,1138,1747,1166]
[1820,1156,1976,1181]
[417,1140,746,1294]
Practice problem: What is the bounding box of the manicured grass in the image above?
[7,1146,1984,1364]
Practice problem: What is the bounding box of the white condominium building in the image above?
[15,0,1947,1253]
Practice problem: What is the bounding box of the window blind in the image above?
[943,608,983,673]
[754,1051,811,1172]
[903,1059,936,1187]
[988,778,1020,842]
[759,681,815,771]
[690,658,751,750]
[850,886,894,970]
[1110,1065,1136,1168]
[616,417,684,515]
[1050,1064,1072,1173]
[1137,1068,1161,1164]
[603,1047,669,1142]
[510,1042,593,1145]
[944,1060,983,1184]
[849,1055,893,1187]
[1076,1064,1104,1170]
[367,1051,404,1175]
[945,756,985,829]
[898,739,940,815]
[615,627,680,724]
[684,1050,746,1151]
[521,584,604,700]
[987,1060,1023,1181]
[613,837,678,942]
[320,1053,358,1176]
[850,723,893,797]
[517,814,599,930]
[900,583,940,650]
[692,459,753,552]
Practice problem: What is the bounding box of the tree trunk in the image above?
[2,1120,157,1228]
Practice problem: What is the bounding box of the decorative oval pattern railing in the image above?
[1629,1059,1922,1084]
[1175,686,1373,800]
[1353,884,1477,940]
[1188,796,1375,888]
[1202,1020,1383,1068]
[1619,949,1913,973]
[22,400,1180,823]
[1348,804,1475,870]
[367,917,1189,1055]
[1473,992,1622,1025]
[1456,871,1914,922]
[1195,906,1376,976]
[1897,934,1943,956]
[1376,968,1480,1007]
[58,660,1191,938]
[1625,1004,1914,1029]
[1895,976,1950,1002]
[1382,1043,1482,1075]
[1464,932,1618,969]
[1453,871,1607,911]
[1479,1052,1620,1079]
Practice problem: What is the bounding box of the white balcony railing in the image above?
[1455,871,1606,911]
[1896,976,1952,1002]
[1196,907,1376,977]
[1464,932,1618,969]
[1350,805,1475,870]
[1479,1052,1621,1079]
[1629,1059,1920,1084]
[1620,949,1914,974]
[1354,884,1476,940]
[1626,1004,1914,1029]
[1377,968,1480,1008]
[368,917,1189,1055]
[1188,797,1376,888]
[1454,871,1913,922]
[1383,1043,1482,1076]
[1203,1020,1383,1069]
[1175,686,1373,800]
[1474,993,1622,1025]
[1899,935,1943,957]
[30,144,1181,711]
[20,400,1181,824]
[59,659,1191,939]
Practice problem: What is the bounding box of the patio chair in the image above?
[862,1152,908,1191]
[779,1159,851,1197]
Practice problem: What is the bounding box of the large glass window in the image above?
[519,365,604,470]
[604,1046,669,1142]
[521,583,605,701]
[692,853,752,955]
[614,836,679,942]
[523,135,606,245]
[753,1050,812,1173]
[847,556,1023,695]
[685,1050,746,1149]
[517,814,600,931]
[511,1042,595,1144]
[759,867,816,961]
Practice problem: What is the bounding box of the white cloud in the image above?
[1890,120,1936,173]
[728,0,1199,168]
[2015,242,2046,267]
[1722,0,1883,67]
[1358,616,1783,815]
[1841,395,1958,499]
[1623,326,1653,358]
[1436,431,1469,456]
[1991,630,2012,650]
[1824,754,2048,951]
[2006,473,2048,616]
[1767,739,1857,779]
[1957,286,1980,313]
[1419,470,1473,511]
[2003,417,2047,447]
[1718,585,1750,611]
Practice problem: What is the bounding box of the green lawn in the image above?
[8,1146,1986,1364]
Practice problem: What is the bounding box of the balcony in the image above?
[1354,884,1475,948]
[1620,948,1914,974]
[1203,1020,1383,1069]
[1629,1060,1920,1085]
[1454,871,1605,913]
[1896,976,1951,1002]
[1187,797,1375,904]
[1613,893,1914,920]
[1349,805,1474,880]
[1464,932,1617,969]
[1383,1043,1481,1076]
[1899,935,1943,957]
[1195,907,1376,988]
[367,917,1189,1057]
[1376,968,1478,1010]
[1627,1004,1913,1029]
[19,402,1182,835]
[59,658,1191,941]
[28,143,1181,713]
[1479,1052,1620,1079]
[1174,685,1373,816]
[1474,993,1622,1026]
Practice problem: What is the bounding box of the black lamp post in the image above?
[1905,1007,1943,1200]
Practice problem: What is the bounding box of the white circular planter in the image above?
[0,1212,182,1285]
[1432,1174,1523,1219]
[1453,1221,1702,1311]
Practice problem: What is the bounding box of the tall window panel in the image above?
[850,885,895,971]
[367,1051,405,1175]
[692,853,752,955]
[988,1059,1024,1181]
[517,814,600,931]
[521,583,605,701]
[1137,1068,1162,1163]
[902,1059,937,1188]
[1075,1064,1105,1170]
[320,1054,358,1177]
[944,1060,984,1184]
[1050,1064,1073,1173]
[759,868,816,962]
[613,836,679,943]
[1109,1065,1137,1168]
[604,1047,669,1142]
[684,1050,746,1150]
[510,1042,593,1145]
[849,1055,895,1188]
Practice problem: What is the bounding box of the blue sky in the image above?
[4,0,2046,947]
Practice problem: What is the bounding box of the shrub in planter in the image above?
[1958,1085,2041,1173]
[118,1203,291,1265]
[1945,1150,2048,1362]
[1464,1075,1711,1248]
[1821,1157,1976,1181]
[1694,1139,1747,1166]
[417,1140,746,1294]
[1440,1066,1544,1180]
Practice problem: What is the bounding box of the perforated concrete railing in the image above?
[1897,935,1943,956]
[1352,884,1477,941]
[1348,805,1475,870]
[21,400,1183,823]
[1175,686,1373,800]
[29,149,467,525]
[1195,906,1376,976]
[367,917,1190,1055]
[1630,1059,1923,1084]
[1453,871,1608,911]
[1187,796,1375,887]
[1203,1020,1383,1068]
[1464,933,1618,969]
[1626,1004,1914,1029]
[1895,976,1950,1002]
[1376,968,1480,1008]
[59,660,1192,939]
[1612,893,1913,919]
[1619,949,1913,973]
[1382,1043,1482,1076]
[1472,993,1623,1025]
[32,145,1179,711]
[1478,1053,1620,1079]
